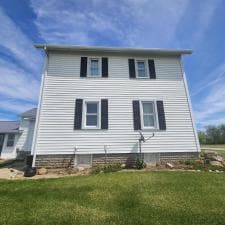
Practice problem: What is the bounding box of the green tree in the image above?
[198,131,206,144]
[205,125,221,144]
[218,124,225,144]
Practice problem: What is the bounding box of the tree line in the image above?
[198,124,225,144]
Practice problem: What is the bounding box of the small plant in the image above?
[91,163,122,174]
[184,160,195,166]
[136,158,146,169]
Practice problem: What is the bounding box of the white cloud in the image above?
[0,58,40,102]
[0,7,42,74]
[194,64,225,127]
[30,0,189,47]
[0,99,36,115]
[192,62,225,96]
[0,7,42,119]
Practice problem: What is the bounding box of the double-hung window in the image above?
[141,101,157,129]
[89,58,100,77]
[85,101,99,128]
[7,134,15,147]
[136,60,148,78]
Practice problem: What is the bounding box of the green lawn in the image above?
[0,171,225,225]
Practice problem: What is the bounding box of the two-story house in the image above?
[31,45,200,168]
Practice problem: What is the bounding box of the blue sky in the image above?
[0,0,225,129]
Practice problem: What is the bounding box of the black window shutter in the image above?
[80,57,87,77]
[157,101,166,130]
[148,59,156,79]
[102,58,108,77]
[132,101,141,130]
[129,59,136,78]
[74,99,83,129]
[101,99,108,129]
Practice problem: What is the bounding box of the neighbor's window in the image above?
[90,58,100,76]
[85,101,99,128]
[141,101,157,128]
[136,60,147,78]
[7,134,15,147]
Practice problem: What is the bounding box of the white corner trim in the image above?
[31,52,48,167]
[180,59,200,152]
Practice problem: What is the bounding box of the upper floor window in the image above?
[89,58,101,77]
[129,58,156,79]
[141,101,157,129]
[7,134,15,147]
[84,101,100,128]
[136,60,148,78]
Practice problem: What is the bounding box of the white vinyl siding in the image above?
[16,119,35,152]
[34,52,199,155]
[0,134,19,159]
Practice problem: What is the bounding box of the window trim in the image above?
[6,134,15,147]
[87,57,101,77]
[135,59,149,78]
[83,100,101,129]
[140,100,158,130]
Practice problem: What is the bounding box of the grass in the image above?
[0,171,225,225]
[201,144,225,157]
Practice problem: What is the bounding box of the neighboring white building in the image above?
[0,108,36,159]
[32,45,200,168]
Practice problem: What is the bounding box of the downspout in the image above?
[31,46,48,167]
[180,57,200,152]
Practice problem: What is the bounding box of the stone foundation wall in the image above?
[35,154,75,168]
[35,152,199,168]
[160,152,199,163]
[92,153,139,167]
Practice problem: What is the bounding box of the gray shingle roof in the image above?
[21,108,37,119]
[0,121,20,133]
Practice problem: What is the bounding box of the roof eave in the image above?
[34,44,192,55]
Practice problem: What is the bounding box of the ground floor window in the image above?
[84,101,100,129]
[7,134,15,147]
[141,101,157,129]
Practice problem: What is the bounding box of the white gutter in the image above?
[34,44,192,55]
[31,47,48,167]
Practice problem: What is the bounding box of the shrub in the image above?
[136,158,146,169]
[184,160,196,166]
[91,163,122,174]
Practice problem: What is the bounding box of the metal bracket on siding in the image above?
[138,131,155,159]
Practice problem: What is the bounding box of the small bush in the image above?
[136,158,146,169]
[91,163,122,174]
[184,160,195,166]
